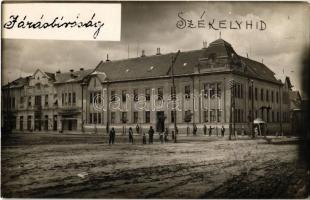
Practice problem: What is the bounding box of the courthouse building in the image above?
[2,39,292,134]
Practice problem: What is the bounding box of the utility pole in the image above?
[229,80,235,140]
[106,81,110,134]
[251,80,255,138]
[171,50,181,142]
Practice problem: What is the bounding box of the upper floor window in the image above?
[28,96,32,106]
[145,88,150,101]
[210,84,216,98]
[122,90,127,102]
[45,95,48,106]
[111,90,116,102]
[217,83,222,98]
[185,85,191,99]
[255,87,258,100]
[260,88,264,101]
[35,95,41,106]
[72,92,76,104]
[158,88,163,100]
[68,93,72,104]
[133,89,138,101]
[271,91,274,103]
[266,90,269,102]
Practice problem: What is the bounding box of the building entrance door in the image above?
[156,111,165,132]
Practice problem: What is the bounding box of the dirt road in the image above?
[1,134,307,198]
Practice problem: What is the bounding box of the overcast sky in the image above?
[2,2,309,96]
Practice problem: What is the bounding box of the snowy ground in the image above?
[1,133,307,198]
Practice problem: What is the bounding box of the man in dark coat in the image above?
[203,124,207,135]
[109,127,115,145]
[221,125,225,137]
[164,128,169,142]
[193,124,197,135]
[209,126,212,136]
[128,127,134,144]
[136,124,140,134]
[148,126,154,144]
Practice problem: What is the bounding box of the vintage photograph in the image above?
[1,1,309,198]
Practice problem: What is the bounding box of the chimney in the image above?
[141,50,146,57]
[70,69,74,73]
[203,41,208,48]
[156,48,161,55]
[80,68,84,71]
[246,53,249,58]
[106,54,111,62]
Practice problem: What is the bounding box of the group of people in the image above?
[202,125,226,137]
[109,126,178,145]
[109,124,227,145]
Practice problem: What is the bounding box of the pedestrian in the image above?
[159,132,164,144]
[136,124,140,134]
[193,124,197,135]
[128,127,134,144]
[174,126,178,143]
[142,133,147,144]
[109,127,115,145]
[164,128,169,142]
[203,124,207,135]
[209,125,212,136]
[148,126,154,144]
[221,125,225,137]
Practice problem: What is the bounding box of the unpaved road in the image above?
[1,133,308,198]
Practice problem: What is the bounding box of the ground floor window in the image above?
[27,115,32,130]
[217,109,222,122]
[111,112,115,124]
[145,111,150,123]
[203,110,208,122]
[20,116,24,131]
[133,112,138,123]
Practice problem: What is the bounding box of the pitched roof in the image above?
[239,56,280,83]
[44,72,55,81]
[290,90,302,110]
[2,76,30,89]
[54,69,93,84]
[96,49,203,81]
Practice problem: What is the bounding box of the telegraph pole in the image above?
[171,50,180,142]
[251,80,255,138]
[229,80,236,140]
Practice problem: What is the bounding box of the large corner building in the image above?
[2,39,292,135]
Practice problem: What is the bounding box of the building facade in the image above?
[2,39,292,135]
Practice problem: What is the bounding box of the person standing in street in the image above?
[221,125,225,137]
[109,127,115,145]
[136,124,140,134]
[209,125,212,136]
[203,124,207,135]
[128,127,134,144]
[159,132,164,143]
[148,126,154,144]
[193,124,197,135]
[164,128,169,142]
